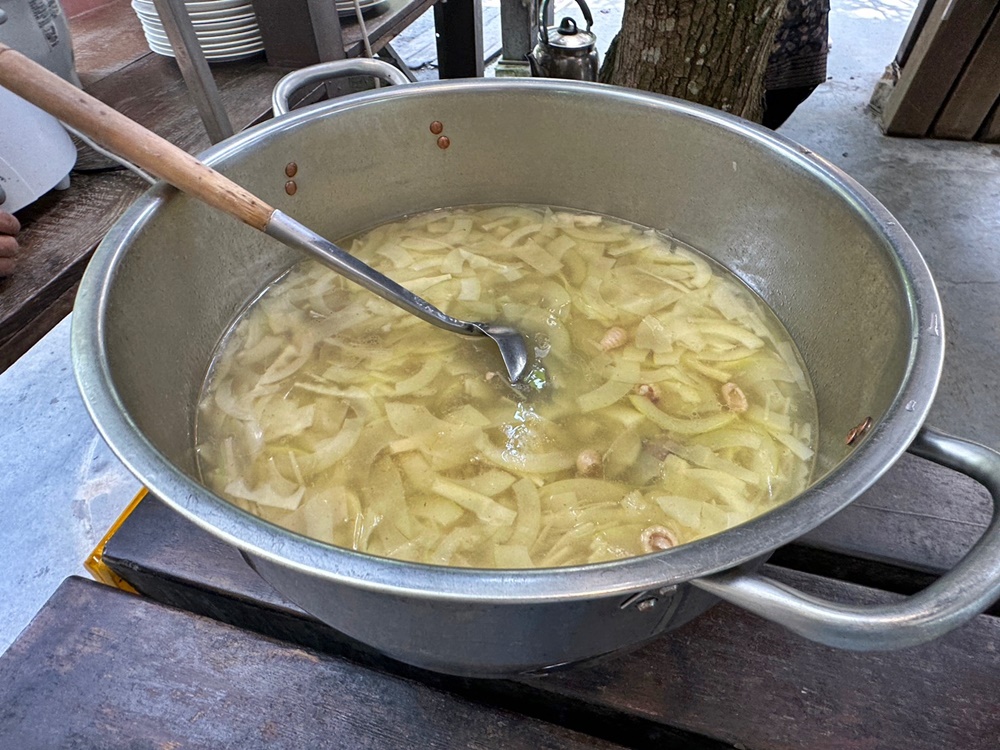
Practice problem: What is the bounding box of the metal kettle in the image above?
[528,0,598,82]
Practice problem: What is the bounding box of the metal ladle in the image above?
[0,43,530,383]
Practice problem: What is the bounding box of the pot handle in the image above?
[690,426,1000,650]
[272,59,410,118]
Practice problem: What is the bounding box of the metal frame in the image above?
[150,0,233,143]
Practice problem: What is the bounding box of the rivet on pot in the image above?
[284,162,298,178]
[636,598,658,612]
[437,135,451,150]
[846,416,873,446]
[285,180,298,196]
[429,121,444,135]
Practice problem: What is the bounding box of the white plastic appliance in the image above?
[0,1,79,212]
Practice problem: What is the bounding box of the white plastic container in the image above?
[0,0,78,212]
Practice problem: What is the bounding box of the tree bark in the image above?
[599,0,788,123]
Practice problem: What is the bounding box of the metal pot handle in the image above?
[690,426,1000,650]
[272,59,410,118]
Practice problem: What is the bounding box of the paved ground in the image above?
[779,1,1000,449]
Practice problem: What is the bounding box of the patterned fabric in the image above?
[765,0,831,91]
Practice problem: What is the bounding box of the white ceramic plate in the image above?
[147,38,264,60]
[133,8,257,24]
[188,15,258,30]
[336,0,388,17]
[143,25,261,43]
[335,0,387,9]
[133,0,251,12]
[144,33,262,51]
[132,1,256,21]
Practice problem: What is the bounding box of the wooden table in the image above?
[0,0,480,371]
[1,450,997,748]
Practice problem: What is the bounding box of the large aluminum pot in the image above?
[73,62,1000,677]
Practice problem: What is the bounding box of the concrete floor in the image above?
[778,0,1000,449]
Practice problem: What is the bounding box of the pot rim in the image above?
[72,78,944,603]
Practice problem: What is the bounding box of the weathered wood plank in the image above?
[3,0,465,374]
[64,0,152,86]
[0,281,77,372]
[881,0,998,137]
[81,53,284,153]
[0,578,624,750]
[893,0,937,68]
[981,101,1000,141]
[101,494,1000,749]
[0,170,146,368]
[796,451,992,575]
[932,8,1000,140]
[542,567,1000,750]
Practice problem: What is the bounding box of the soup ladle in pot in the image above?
[0,43,531,384]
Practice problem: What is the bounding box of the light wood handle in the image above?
[0,43,275,231]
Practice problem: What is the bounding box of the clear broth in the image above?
[195,206,818,568]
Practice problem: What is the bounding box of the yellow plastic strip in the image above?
[83,487,148,594]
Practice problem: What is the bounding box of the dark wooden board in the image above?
[894,0,937,68]
[0,170,146,371]
[881,0,999,137]
[100,512,1000,749]
[932,8,1000,140]
[434,0,485,78]
[0,578,624,750]
[63,0,153,86]
[794,451,993,580]
[543,568,1000,750]
[980,97,1000,142]
[81,52,286,154]
[100,452,1000,749]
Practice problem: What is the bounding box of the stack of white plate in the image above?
[335,0,388,18]
[130,0,265,63]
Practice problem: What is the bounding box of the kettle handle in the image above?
[539,0,594,40]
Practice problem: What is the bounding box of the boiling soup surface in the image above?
[196,206,818,568]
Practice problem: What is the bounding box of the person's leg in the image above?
[762,85,819,129]
[762,0,829,129]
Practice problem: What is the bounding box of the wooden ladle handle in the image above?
[0,43,275,231]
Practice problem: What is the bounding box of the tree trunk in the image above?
[599,0,788,123]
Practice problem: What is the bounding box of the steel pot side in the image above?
[72,78,1000,675]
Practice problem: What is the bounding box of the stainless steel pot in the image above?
[73,61,1000,677]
